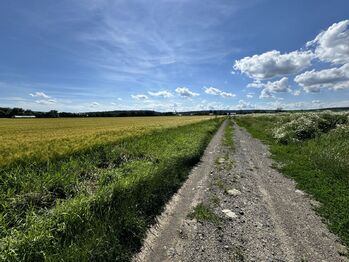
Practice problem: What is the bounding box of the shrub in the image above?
[272,112,349,144]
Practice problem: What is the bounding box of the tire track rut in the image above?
[133,121,347,262]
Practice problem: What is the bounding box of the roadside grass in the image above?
[223,118,234,150]
[0,118,222,261]
[188,203,221,224]
[223,155,235,170]
[235,113,349,247]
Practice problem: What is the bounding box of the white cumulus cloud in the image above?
[29,92,50,99]
[204,87,235,98]
[220,91,235,98]
[246,92,254,98]
[292,90,301,96]
[131,94,149,100]
[260,88,273,99]
[175,87,199,97]
[236,20,349,94]
[35,99,56,105]
[204,87,221,95]
[148,90,173,98]
[307,20,349,65]
[294,63,349,92]
[30,91,58,105]
[257,77,291,98]
[247,80,264,88]
[237,99,255,109]
[90,102,100,107]
[233,50,314,80]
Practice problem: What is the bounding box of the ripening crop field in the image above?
[0,116,222,261]
[0,116,212,167]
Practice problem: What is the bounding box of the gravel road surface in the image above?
[134,121,348,262]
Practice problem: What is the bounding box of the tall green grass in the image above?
[236,113,349,247]
[0,118,222,261]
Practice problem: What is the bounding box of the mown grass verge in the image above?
[0,118,222,261]
[235,113,349,247]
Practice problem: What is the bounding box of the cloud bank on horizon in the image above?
[0,0,348,112]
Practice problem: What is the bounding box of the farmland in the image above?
[0,116,222,261]
[0,116,212,167]
[236,111,349,247]
[2,112,349,261]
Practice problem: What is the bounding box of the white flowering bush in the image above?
[317,112,348,132]
[272,111,349,144]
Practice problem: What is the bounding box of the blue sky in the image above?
[0,0,348,112]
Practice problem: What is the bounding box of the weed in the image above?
[188,203,221,224]
[226,160,235,170]
[215,157,222,166]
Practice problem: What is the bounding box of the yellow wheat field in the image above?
[0,116,213,166]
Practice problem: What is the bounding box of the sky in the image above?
[0,0,348,112]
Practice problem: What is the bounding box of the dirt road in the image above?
[134,121,347,262]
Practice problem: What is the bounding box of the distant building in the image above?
[13,115,36,118]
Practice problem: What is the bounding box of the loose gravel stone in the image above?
[222,209,238,219]
[226,188,241,196]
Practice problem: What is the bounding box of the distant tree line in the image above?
[0,106,348,118]
[0,107,174,118]
[0,107,59,118]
